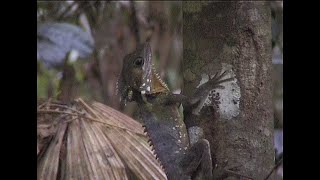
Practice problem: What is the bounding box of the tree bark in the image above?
[183,2,274,179]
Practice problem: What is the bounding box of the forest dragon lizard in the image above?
[117,43,233,180]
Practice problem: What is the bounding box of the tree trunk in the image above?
[182,2,274,179]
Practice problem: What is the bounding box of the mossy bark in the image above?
[183,2,274,179]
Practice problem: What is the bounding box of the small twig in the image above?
[75,98,102,119]
[64,116,80,123]
[44,98,52,110]
[225,169,253,180]
[38,114,70,128]
[38,109,78,116]
[73,2,94,25]
[57,2,76,20]
[264,156,283,180]
[37,101,49,110]
[47,103,85,115]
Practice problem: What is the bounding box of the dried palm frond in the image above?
[37,98,167,180]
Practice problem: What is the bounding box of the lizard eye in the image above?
[134,57,144,67]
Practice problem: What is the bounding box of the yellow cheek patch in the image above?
[151,70,170,94]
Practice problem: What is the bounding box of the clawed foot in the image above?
[209,70,235,88]
[189,70,235,106]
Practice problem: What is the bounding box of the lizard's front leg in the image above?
[179,70,233,180]
[179,139,213,180]
[158,70,234,107]
[160,70,234,126]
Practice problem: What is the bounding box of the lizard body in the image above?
[117,43,233,179]
[135,93,190,179]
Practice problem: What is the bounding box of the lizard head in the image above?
[123,43,153,94]
[117,42,170,107]
[117,43,152,107]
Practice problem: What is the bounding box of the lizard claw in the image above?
[188,70,234,106]
[208,70,235,87]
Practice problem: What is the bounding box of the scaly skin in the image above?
[117,43,233,180]
[133,92,190,179]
